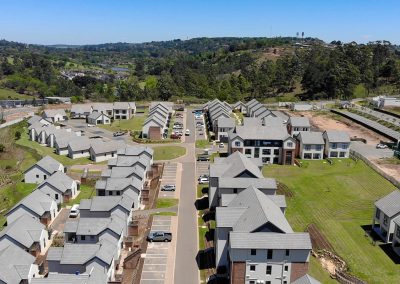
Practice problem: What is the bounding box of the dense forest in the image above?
[0,37,399,103]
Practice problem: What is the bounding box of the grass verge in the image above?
[156,198,179,209]
[153,146,186,160]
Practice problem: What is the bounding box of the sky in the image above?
[0,0,399,45]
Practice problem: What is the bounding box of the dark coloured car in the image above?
[197,155,210,161]
[113,131,126,137]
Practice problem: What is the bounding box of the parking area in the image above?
[351,141,394,159]
[159,162,179,198]
[194,113,206,140]
[196,161,209,179]
[140,216,174,284]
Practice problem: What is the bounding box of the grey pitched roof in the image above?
[0,214,45,250]
[227,186,293,233]
[25,155,62,175]
[0,245,36,284]
[108,155,150,168]
[96,177,142,192]
[216,207,248,227]
[117,146,154,157]
[71,104,92,114]
[68,137,92,152]
[268,195,287,209]
[113,102,131,109]
[245,98,260,108]
[218,177,277,190]
[393,216,400,227]
[38,171,74,193]
[323,130,350,143]
[229,232,312,250]
[64,215,125,237]
[6,190,55,218]
[217,117,235,128]
[232,101,245,108]
[210,151,263,179]
[271,110,289,121]
[91,103,113,113]
[43,109,67,118]
[291,274,321,284]
[90,140,125,155]
[79,195,134,213]
[230,125,289,140]
[31,273,91,284]
[263,116,286,127]
[288,116,311,127]
[28,115,42,125]
[298,131,324,145]
[375,190,400,217]
[253,106,271,118]
[87,111,102,120]
[48,238,116,266]
[242,117,262,127]
[54,132,79,148]
[102,166,145,180]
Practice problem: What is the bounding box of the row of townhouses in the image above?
[205,151,320,284]
[142,102,172,139]
[70,102,137,123]
[28,115,125,162]
[0,144,153,283]
[203,99,234,142]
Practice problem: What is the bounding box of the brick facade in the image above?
[231,262,245,284]
[290,262,309,282]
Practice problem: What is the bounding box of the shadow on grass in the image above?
[195,196,209,210]
[379,244,400,264]
[196,248,215,270]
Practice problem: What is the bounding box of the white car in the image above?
[87,124,95,127]
[219,143,224,148]
[376,143,388,149]
[69,204,80,218]
[199,177,209,184]
[185,129,190,136]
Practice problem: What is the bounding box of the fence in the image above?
[350,149,400,188]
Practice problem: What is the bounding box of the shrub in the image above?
[0,144,4,152]
[15,131,21,140]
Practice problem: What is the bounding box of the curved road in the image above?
[174,110,199,284]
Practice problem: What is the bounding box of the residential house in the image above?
[0,244,39,284]
[228,124,296,166]
[262,116,286,127]
[297,132,324,160]
[31,270,107,284]
[232,101,247,114]
[101,165,145,183]
[216,117,235,142]
[290,102,314,111]
[292,275,321,284]
[37,171,78,204]
[28,115,52,126]
[24,155,65,184]
[5,190,58,225]
[322,130,350,158]
[107,154,152,172]
[391,216,400,256]
[91,103,114,117]
[47,239,117,281]
[287,117,311,135]
[244,98,260,114]
[67,137,92,159]
[117,146,154,165]
[142,113,167,139]
[70,104,92,119]
[95,177,141,200]
[54,132,79,155]
[372,190,400,243]
[0,214,50,256]
[42,109,68,122]
[113,102,136,120]
[87,111,111,125]
[89,140,125,162]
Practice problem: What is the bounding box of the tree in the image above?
[15,131,21,140]
[0,144,4,152]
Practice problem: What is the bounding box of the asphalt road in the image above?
[174,109,199,284]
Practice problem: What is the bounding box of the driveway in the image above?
[50,208,70,233]
[351,141,394,159]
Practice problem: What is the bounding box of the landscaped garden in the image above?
[263,159,399,283]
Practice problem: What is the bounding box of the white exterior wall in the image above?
[52,114,65,122]
[291,104,313,111]
[39,229,50,252]
[24,166,50,184]
[113,109,130,120]
[325,142,350,158]
[299,143,324,160]
[290,127,310,136]
[142,121,164,138]
[38,182,77,204]
[374,207,400,242]
[391,223,400,256]
[69,149,90,159]
[90,150,117,162]
[28,264,40,283]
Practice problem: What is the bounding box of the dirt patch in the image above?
[372,161,400,183]
[291,111,388,145]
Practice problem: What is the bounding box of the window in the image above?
[305,145,311,151]
[250,265,256,271]
[316,145,322,151]
[341,143,349,149]
[287,142,293,148]
[284,265,288,272]
[266,265,272,275]
[285,249,290,256]
[383,215,388,225]
[254,148,260,158]
[116,191,121,196]
[339,152,346,157]
[36,174,39,178]
[375,208,381,219]
[55,194,59,200]
[44,175,47,179]
[273,149,279,155]
[283,281,287,284]
[262,157,270,164]
[330,151,338,158]
[303,153,312,159]
[313,153,321,159]
[249,281,255,284]
[81,151,84,154]
[262,149,271,155]
[267,249,273,259]
[245,149,252,155]
[81,235,86,240]
[397,227,400,238]
[233,188,238,194]
[251,249,256,255]
[234,141,240,147]
[332,143,337,149]
[266,282,271,284]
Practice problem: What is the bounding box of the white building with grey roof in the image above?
[5,189,58,225]
[24,155,65,184]
[42,109,68,123]
[216,117,235,142]
[322,130,350,158]
[37,171,78,204]
[372,190,400,243]
[89,140,125,162]
[87,111,111,125]
[101,165,145,183]
[287,116,311,135]
[70,104,93,119]
[95,177,141,201]
[297,131,325,160]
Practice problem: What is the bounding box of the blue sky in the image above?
[0,0,399,45]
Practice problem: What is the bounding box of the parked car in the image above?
[147,231,172,242]
[197,155,210,161]
[173,125,183,130]
[376,143,388,149]
[113,131,126,137]
[87,124,95,127]
[185,129,190,136]
[199,176,209,184]
[170,133,181,139]
[161,184,176,191]
[69,204,80,218]
[219,143,224,148]
[195,115,203,120]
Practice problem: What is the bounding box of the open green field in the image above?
[0,88,33,100]
[263,159,399,283]
[153,145,186,160]
[98,111,148,133]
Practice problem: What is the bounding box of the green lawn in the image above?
[195,139,211,149]
[263,159,398,283]
[0,88,33,100]
[16,129,98,166]
[153,146,186,160]
[156,198,179,208]
[62,184,96,207]
[0,182,37,227]
[151,211,177,216]
[98,112,148,133]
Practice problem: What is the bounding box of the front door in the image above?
[285,150,293,165]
